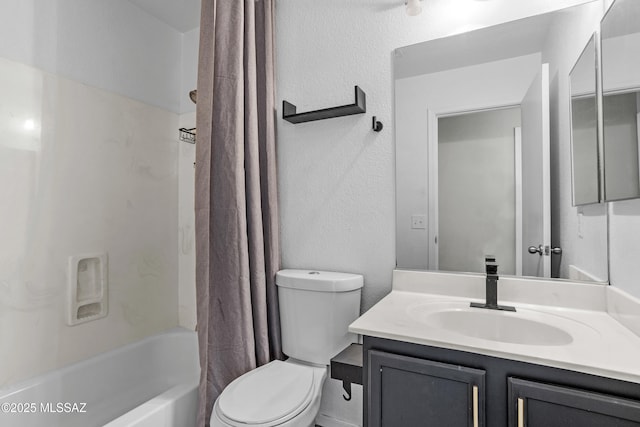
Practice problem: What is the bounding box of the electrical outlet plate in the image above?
[411,214,427,229]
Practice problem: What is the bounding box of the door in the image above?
[368,350,485,427]
[521,63,551,277]
[508,378,640,426]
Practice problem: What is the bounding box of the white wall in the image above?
[610,199,640,297]
[602,3,640,298]
[0,0,183,387]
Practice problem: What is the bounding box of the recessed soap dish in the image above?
[67,253,108,326]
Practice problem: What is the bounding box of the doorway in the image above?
[436,107,522,275]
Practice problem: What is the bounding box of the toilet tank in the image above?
[276,269,363,365]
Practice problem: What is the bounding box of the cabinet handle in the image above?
[473,385,479,427]
[517,397,524,427]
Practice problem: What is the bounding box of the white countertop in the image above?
[349,270,640,384]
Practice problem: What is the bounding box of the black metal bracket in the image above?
[372,116,383,132]
[330,343,363,402]
[282,86,366,124]
[342,381,352,401]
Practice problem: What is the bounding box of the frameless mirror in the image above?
[395,2,608,283]
[601,0,640,202]
[570,34,601,206]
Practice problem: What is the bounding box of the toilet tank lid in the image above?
[276,269,363,292]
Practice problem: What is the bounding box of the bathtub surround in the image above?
[195,0,281,425]
[0,57,179,387]
[179,112,198,330]
[178,23,200,331]
[0,0,201,388]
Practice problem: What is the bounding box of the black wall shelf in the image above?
[282,86,366,124]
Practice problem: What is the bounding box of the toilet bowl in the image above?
[210,360,326,427]
[210,269,363,427]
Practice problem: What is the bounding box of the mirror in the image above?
[570,34,601,206]
[395,2,608,283]
[601,0,640,202]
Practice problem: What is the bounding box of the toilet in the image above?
[210,269,363,427]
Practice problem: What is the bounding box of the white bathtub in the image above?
[0,328,200,427]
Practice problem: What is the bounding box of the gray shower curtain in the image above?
[194,0,282,426]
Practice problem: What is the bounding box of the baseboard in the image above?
[315,414,361,427]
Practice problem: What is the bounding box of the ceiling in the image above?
[128,0,201,33]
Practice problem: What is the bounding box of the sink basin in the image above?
[425,309,572,345]
[407,303,578,346]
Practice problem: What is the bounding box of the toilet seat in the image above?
[215,360,320,427]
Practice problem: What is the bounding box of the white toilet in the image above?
[210,269,363,427]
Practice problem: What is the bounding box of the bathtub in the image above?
[0,328,200,427]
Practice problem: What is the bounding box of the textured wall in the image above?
[610,199,640,297]
[604,0,640,299]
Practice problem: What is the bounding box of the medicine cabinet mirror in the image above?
[600,0,640,202]
[569,34,601,206]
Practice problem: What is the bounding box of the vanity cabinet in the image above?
[508,378,640,426]
[364,336,640,427]
[368,350,484,427]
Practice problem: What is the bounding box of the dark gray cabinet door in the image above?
[368,350,485,427]
[508,378,640,427]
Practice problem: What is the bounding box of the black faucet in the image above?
[470,256,516,312]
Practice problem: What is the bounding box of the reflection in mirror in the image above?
[437,108,521,275]
[570,35,600,206]
[601,0,640,201]
[395,2,608,283]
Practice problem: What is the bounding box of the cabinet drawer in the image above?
[368,350,485,427]
[508,377,640,426]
